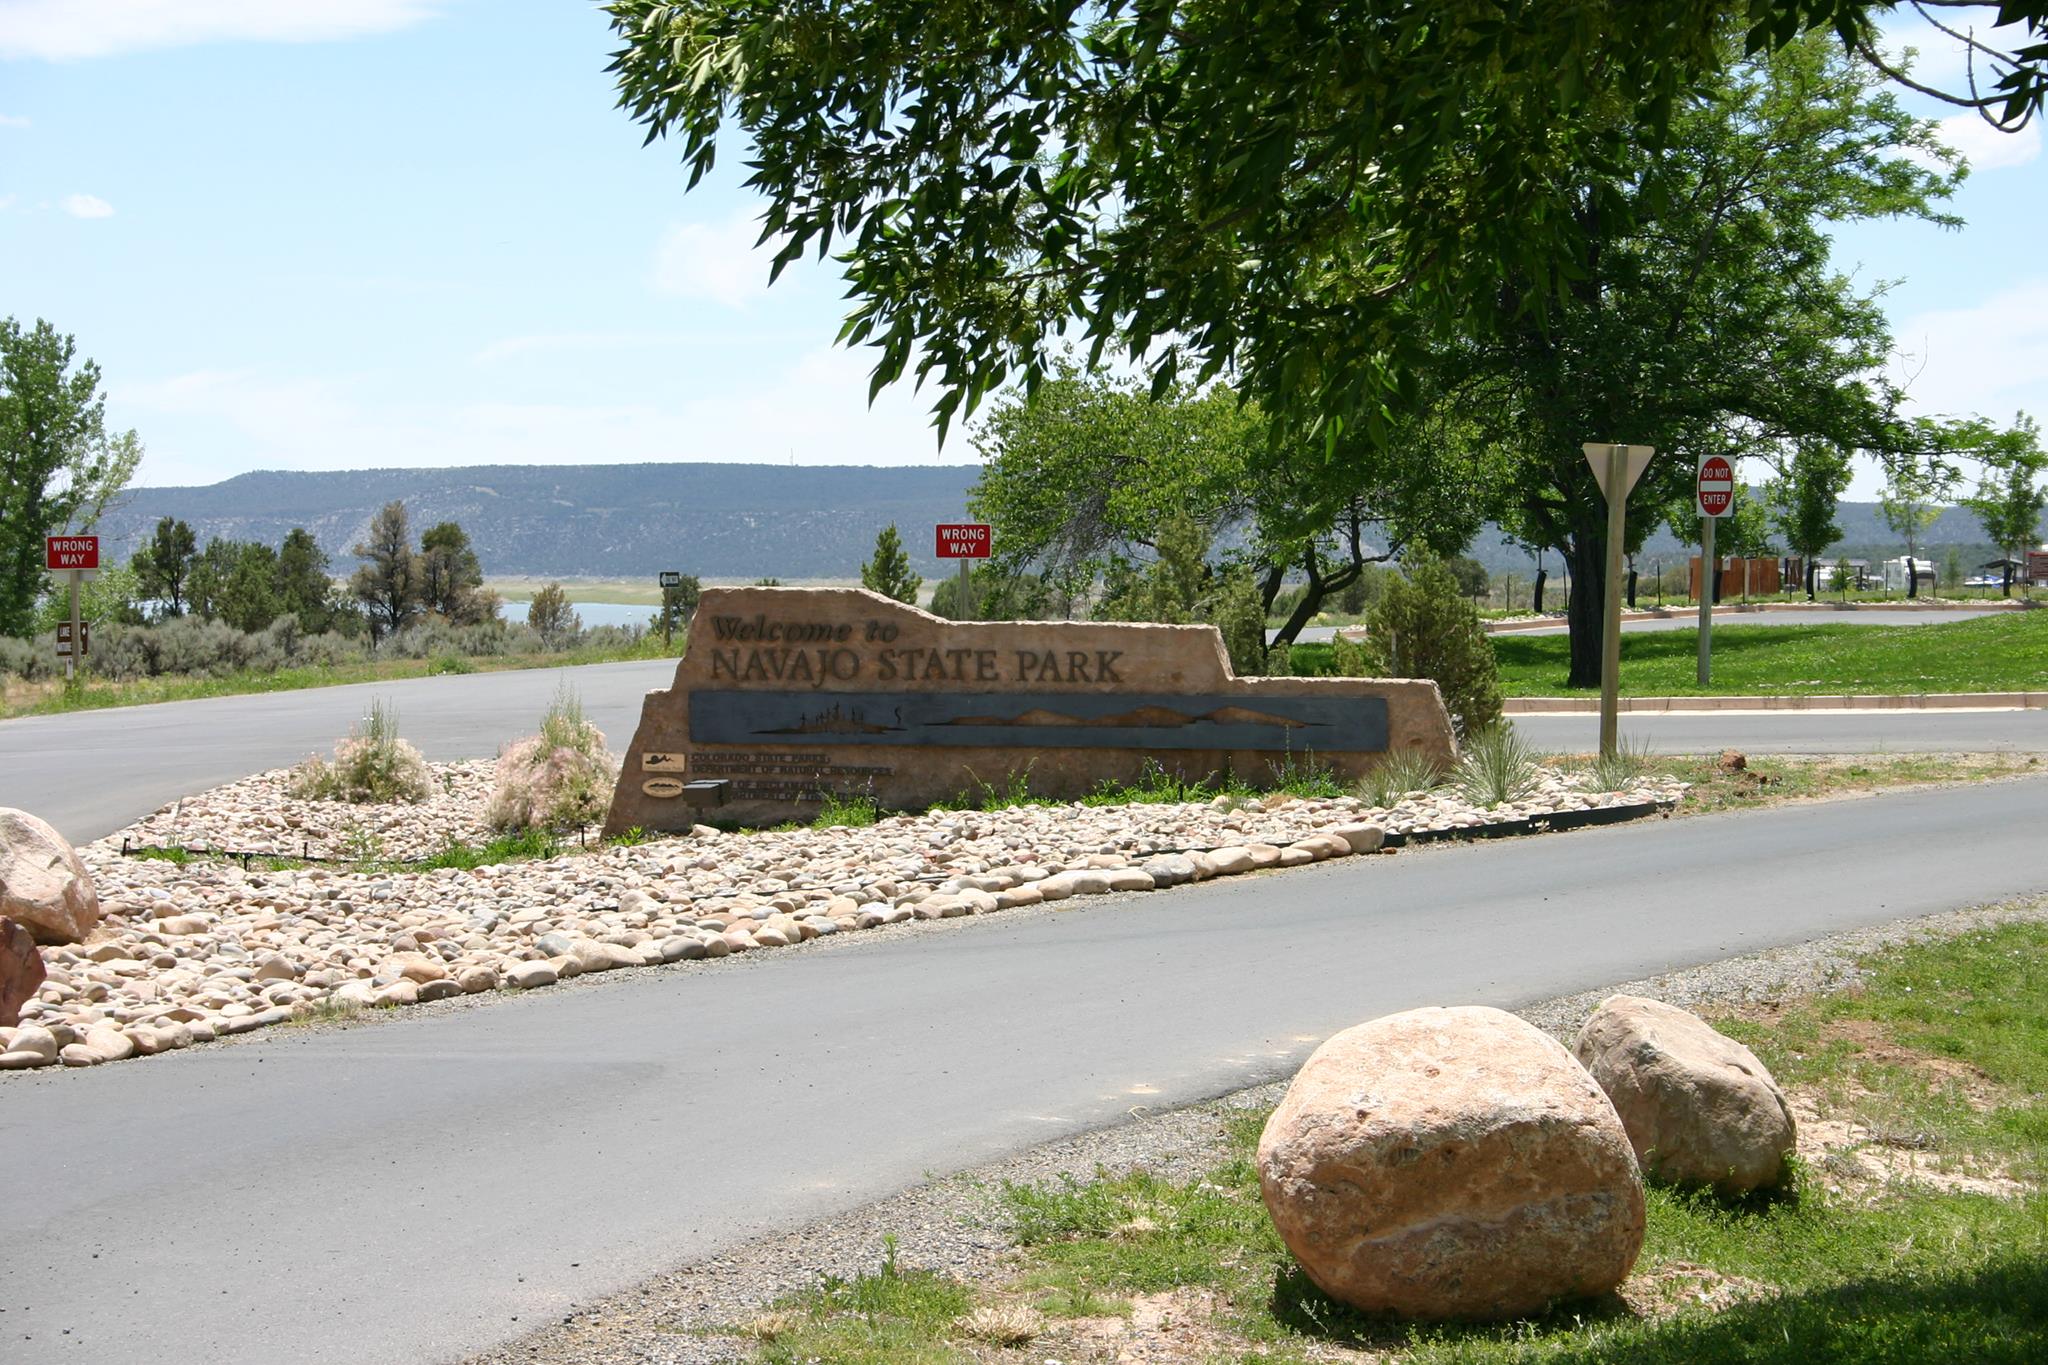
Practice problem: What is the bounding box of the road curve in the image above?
[6,655,2046,844]
[0,658,682,843]
[6,777,2046,1364]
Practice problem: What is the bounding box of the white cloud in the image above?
[1888,279,2048,423]
[61,192,113,218]
[651,209,791,309]
[471,331,723,366]
[0,113,28,127]
[0,0,444,61]
[1928,111,2041,171]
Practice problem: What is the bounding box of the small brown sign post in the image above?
[1582,444,1654,758]
[45,535,99,683]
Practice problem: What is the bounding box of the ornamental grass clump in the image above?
[486,685,618,833]
[1454,722,1540,808]
[289,699,432,804]
[1357,748,1447,809]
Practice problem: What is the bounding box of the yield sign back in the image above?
[1581,443,1655,502]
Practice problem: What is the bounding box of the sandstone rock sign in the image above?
[604,587,1456,834]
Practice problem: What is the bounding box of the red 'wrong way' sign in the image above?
[935,524,991,559]
[1696,457,1735,519]
[46,535,99,570]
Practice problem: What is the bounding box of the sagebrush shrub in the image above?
[486,685,618,832]
[290,699,433,804]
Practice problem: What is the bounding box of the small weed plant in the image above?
[289,699,433,804]
[1455,723,1540,808]
[813,792,880,828]
[486,683,619,832]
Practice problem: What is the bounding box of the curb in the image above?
[1504,692,2048,714]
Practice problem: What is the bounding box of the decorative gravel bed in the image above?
[109,760,501,860]
[0,764,1683,1072]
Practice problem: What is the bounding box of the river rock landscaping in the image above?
[0,762,1684,1072]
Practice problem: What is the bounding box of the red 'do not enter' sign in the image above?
[1696,456,1735,518]
[935,523,991,559]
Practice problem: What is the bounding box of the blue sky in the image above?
[1,1,2041,501]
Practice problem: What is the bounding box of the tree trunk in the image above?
[1805,558,1817,600]
[1564,534,1604,689]
[1533,569,1548,614]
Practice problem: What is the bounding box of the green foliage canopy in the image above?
[0,317,141,638]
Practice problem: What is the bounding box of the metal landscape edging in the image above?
[1379,798,1676,849]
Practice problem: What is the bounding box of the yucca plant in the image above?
[1454,723,1540,808]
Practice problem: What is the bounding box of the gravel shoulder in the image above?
[462,892,2048,1365]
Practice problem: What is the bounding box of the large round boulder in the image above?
[1573,995,1795,1193]
[1257,1005,1645,1320]
[0,808,101,945]
[1,916,46,1026]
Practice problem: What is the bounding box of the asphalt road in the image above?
[6,777,2045,1364]
[0,659,681,844]
[6,656,2046,845]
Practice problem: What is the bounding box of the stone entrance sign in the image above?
[602,587,1456,833]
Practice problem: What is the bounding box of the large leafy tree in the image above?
[1450,33,1959,683]
[969,365,1486,644]
[0,317,141,638]
[1961,413,2048,594]
[606,2,2045,450]
[1767,442,1855,598]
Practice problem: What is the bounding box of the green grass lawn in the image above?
[727,917,2048,1364]
[1291,609,2047,696]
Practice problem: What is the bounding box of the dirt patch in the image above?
[1021,1288,1327,1364]
[1790,1093,2029,1200]
[1617,1260,1773,1318]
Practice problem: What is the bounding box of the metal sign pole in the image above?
[66,569,81,684]
[1697,513,1715,687]
[1599,445,1627,758]
[958,557,972,620]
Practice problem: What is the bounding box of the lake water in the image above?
[497,598,653,631]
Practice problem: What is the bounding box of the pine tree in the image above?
[131,516,197,617]
[860,524,922,604]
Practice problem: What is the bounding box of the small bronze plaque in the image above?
[642,752,687,772]
[641,776,686,799]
